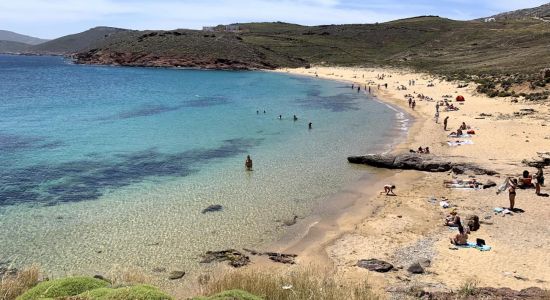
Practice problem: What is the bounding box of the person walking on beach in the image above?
[535,167,544,195]
[412,100,416,110]
[408,98,412,107]
[352,84,354,89]
[245,155,253,171]
[435,111,439,123]
[443,116,449,131]
[508,178,517,210]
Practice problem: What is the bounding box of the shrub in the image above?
[17,277,109,300]
[79,284,172,300]
[458,278,479,297]
[0,266,40,300]
[193,289,262,300]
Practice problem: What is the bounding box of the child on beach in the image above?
[508,178,517,210]
[535,167,545,195]
[445,209,461,227]
[381,184,396,196]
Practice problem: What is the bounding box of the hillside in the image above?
[0,30,48,45]
[73,17,550,75]
[31,26,129,54]
[0,40,31,53]
[489,2,550,21]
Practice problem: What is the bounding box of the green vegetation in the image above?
[16,276,172,300]
[79,284,172,300]
[196,267,377,300]
[17,277,109,300]
[193,289,263,300]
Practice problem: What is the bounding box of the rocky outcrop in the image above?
[73,50,276,70]
[348,153,497,175]
[244,249,297,264]
[200,249,250,268]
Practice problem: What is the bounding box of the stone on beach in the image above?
[356,259,394,272]
[407,262,425,274]
[244,249,297,264]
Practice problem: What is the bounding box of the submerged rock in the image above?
[202,204,223,214]
[348,153,497,175]
[201,249,250,268]
[356,259,394,272]
[244,249,297,264]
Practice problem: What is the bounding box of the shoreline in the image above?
[268,66,550,296]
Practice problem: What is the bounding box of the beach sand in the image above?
[271,67,550,296]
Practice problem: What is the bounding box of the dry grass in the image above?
[197,266,378,300]
[457,277,479,298]
[0,265,40,300]
[107,266,152,286]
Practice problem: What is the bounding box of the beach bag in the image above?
[476,238,486,247]
[467,130,475,134]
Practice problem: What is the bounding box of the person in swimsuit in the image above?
[535,167,544,195]
[245,155,253,171]
[459,122,467,130]
[508,178,517,210]
[445,210,461,227]
[450,224,469,245]
[381,184,396,196]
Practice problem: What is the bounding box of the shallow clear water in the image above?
[0,55,404,276]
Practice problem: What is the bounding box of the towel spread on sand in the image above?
[447,140,473,147]
[456,242,492,251]
[448,133,472,138]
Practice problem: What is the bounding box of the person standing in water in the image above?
[245,155,253,171]
[308,122,312,129]
[278,115,282,120]
[293,115,298,121]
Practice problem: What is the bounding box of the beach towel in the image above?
[496,178,510,195]
[457,242,492,251]
[447,140,473,147]
[448,133,472,138]
[445,183,482,190]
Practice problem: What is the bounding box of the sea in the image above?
[0,54,407,277]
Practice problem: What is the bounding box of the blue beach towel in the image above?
[457,242,492,251]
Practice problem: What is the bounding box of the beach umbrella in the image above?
[456,95,465,102]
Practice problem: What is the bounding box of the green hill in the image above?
[0,30,48,45]
[0,40,31,53]
[30,26,129,54]
[72,17,550,75]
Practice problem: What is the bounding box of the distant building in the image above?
[202,26,215,32]
[225,25,240,32]
[484,18,496,22]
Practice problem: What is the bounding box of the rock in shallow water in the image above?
[201,249,250,268]
[168,270,186,280]
[202,204,223,214]
[356,259,394,272]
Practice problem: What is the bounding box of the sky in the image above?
[1,0,548,39]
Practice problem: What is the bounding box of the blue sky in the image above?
[1,0,548,39]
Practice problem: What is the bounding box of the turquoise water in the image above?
[0,55,405,277]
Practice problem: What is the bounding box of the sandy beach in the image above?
[272,66,550,296]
